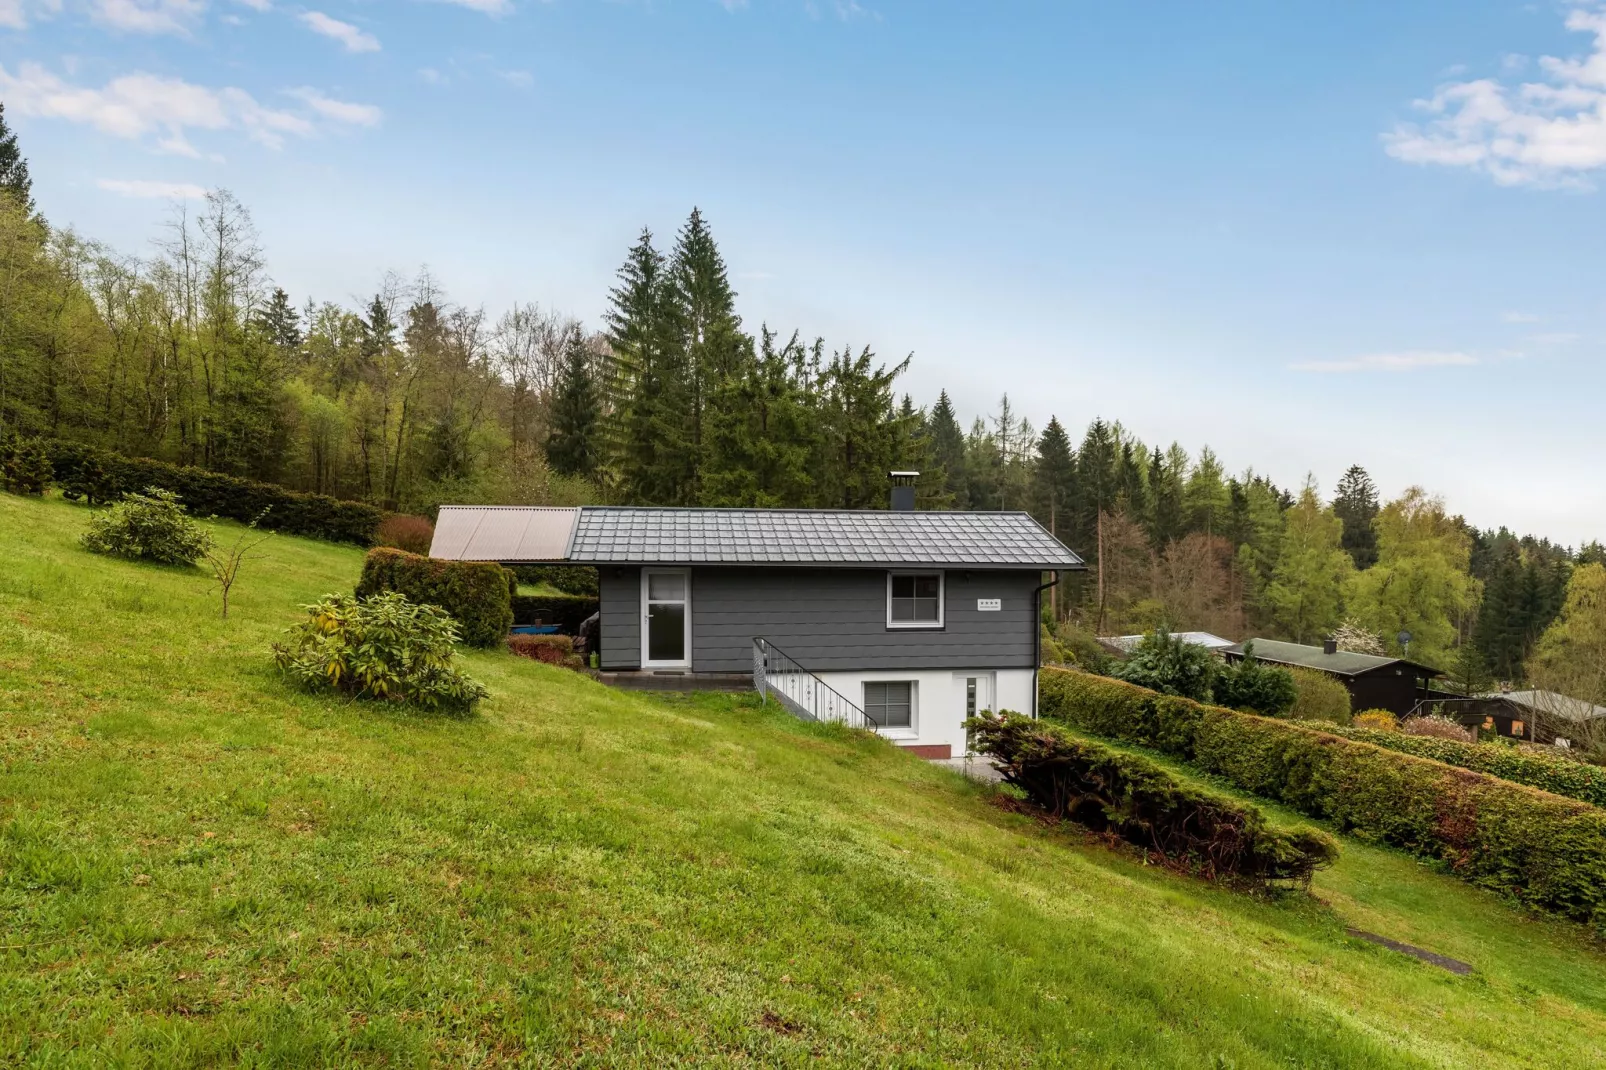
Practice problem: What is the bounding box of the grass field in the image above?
[1,491,1604,1067]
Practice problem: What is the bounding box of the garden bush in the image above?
[80,487,213,565]
[273,592,489,714]
[508,633,584,670]
[44,440,381,545]
[374,514,435,556]
[511,592,599,633]
[1039,667,1606,929]
[1300,719,1606,810]
[1402,714,1475,743]
[0,434,52,495]
[1110,628,1216,701]
[968,711,1338,891]
[356,547,513,647]
[1288,667,1351,724]
[1353,709,1397,731]
[1213,643,1297,717]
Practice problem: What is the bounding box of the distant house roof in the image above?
[1098,632,1236,655]
[430,506,580,563]
[567,507,1084,569]
[1492,690,1606,722]
[1224,638,1442,678]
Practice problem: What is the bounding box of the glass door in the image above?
[959,673,994,755]
[641,569,690,668]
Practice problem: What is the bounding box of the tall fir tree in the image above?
[928,389,968,507]
[606,228,690,504]
[1333,464,1380,569]
[1031,416,1076,540]
[253,288,302,351]
[547,325,602,478]
[669,208,748,503]
[0,103,33,212]
[1184,446,1229,536]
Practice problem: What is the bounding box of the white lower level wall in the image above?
[813,668,1037,758]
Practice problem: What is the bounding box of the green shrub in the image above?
[1110,628,1216,701]
[80,487,213,565]
[45,440,381,545]
[356,547,513,648]
[968,711,1338,891]
[1,434,52,495]
[511,564,599,597]
[1213,643,1297,717]
[1288,667,1351,724]
[273,592,489,714]
[1039,667,1606,930]
[511,592,599,633]
[1300,720,1606,810]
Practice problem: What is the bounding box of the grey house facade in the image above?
[430,504,1083,758]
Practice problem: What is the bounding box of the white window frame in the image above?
[863,678,918,739]
[886,570,945,630]
[640,567,691,669]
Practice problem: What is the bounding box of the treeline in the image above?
[0,108,1601,685]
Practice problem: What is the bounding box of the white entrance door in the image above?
[641,569,690,669]
[957,673,994,755]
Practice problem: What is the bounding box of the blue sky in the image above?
[4,1,1605,543]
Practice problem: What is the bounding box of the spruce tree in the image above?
[0,104,33,212]
[253,288,302,351]
[669,208,747,503]
[1031,416,1075,539]
[1147,444,1186,549]
[547,325,601,478]
[928,389,968,507]
[1333,464,1380,569]
[606,228,689,504]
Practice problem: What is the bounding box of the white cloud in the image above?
[93,0,205,35]
[418,67,447,85]
[233,0,270,9]
[430,0,510,14]
[1502,310,1541,323]
[1290,350,1478,374]
[498,69,532,89]
[299,10,379,52]
[98,177,207,199]
[0,62,378,152]
[1385,3,1606,187]
[286,86,381,126]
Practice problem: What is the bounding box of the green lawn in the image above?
[0,491,1603,1067]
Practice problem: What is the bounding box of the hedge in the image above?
[356,548,513,648]
[1040,668,1606,930]
[1299,721,1606,810]
[511,593,599,633]
[969,711,1338,891]
[45,440,381,545]
[511,564,598,597]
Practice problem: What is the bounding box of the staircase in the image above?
[753,638,882,730]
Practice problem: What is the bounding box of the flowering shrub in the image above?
[1353,709,1398,732]
[374,514,435,556]
[80,487,213,565]
[273,592,489,714]
[1402,715,1475,743]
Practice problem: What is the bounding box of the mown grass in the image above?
[0,491,1603,1067]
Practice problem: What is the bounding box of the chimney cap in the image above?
[889,470,920,480]
[1322,638,1338,655]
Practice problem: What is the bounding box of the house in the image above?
[1222,638,1441,717]
[1096,632,1236,658]
[1422,690,1606,744]
[428,486,1084,760]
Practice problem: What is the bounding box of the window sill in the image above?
[885,622,944,630]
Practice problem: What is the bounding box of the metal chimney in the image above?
[1322,638,1338,655]
[889,470,919,511]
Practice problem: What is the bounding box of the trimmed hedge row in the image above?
[1298,721,1606,810]
[1040,668,1606,930]
[511,593,599,633]
[356,548,513,647]
[969,711,1338,890]
[45,440,382,545]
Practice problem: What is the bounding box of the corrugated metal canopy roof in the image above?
[1100,632,1236,654]
[1225,638,1441,677]
[566,507,1083,568]
[429,506,579,562]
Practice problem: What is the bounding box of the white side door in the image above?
[956,672,995,755]
[641,568,691,669]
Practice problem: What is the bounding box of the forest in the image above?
[0,107,1600,688]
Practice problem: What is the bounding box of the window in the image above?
[887,572,943,628]
[864,681,914,729]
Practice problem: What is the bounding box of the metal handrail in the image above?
[753,637,881,730]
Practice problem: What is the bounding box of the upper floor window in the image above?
[887,571,943,628]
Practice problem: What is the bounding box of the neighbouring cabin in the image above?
[429,499,1084,760]
[1223,638,1441,718]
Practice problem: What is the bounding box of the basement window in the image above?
[864,681,915,731]
[887,572,943,628]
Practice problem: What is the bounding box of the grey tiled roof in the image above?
[567,508,1083,569]
[1225,639,1442,678]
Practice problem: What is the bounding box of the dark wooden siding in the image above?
[1346,669,1432,718]
[689,567,1040,673]
[598,567,641,670]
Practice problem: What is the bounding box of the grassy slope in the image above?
[0,493,1603,1068]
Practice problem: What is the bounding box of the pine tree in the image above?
[1147,444,1186,549]
[1333,464,1380,569]
[1184,446,1229,536]
[669,208,747,503]
[0,103,34,212]
[253,288,302,351]
[606,228,689,504]
[1031,416,1075,540]
[928,389,968,507]
[547,325,601,478]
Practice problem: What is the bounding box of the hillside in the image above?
[1,492,1604,1067]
